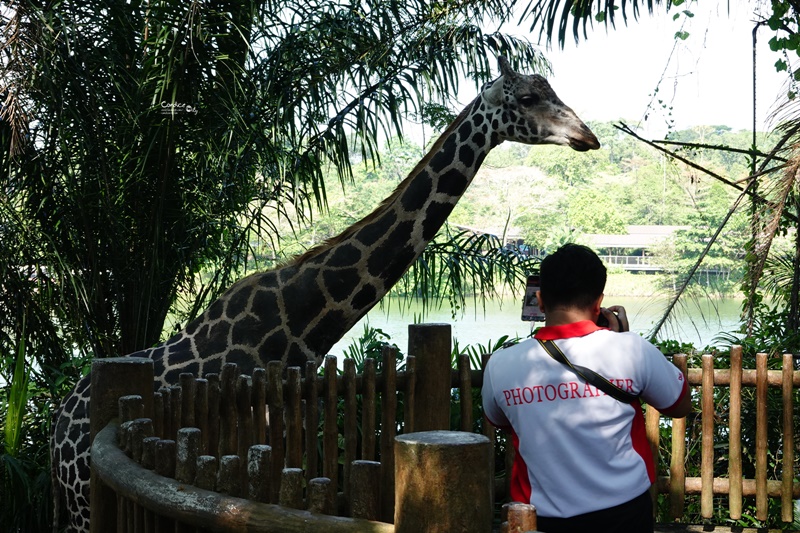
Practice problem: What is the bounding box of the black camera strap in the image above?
[537,339,638,404]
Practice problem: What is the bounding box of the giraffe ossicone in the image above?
[51,56,599,532]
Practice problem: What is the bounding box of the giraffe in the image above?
[51,56,599,531]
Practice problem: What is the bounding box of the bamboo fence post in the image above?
[323,356,339,496]
[350,460,381,520]
[458,354,473,432]
[195,455,218,491]
[404,355,416,433]
[669,354,688,519]
[169,385,182,442]
[179,373,195,428]
[501,501,537,533]
[782,353,795,524]
[206,373,221,458]
[756,352,768,521]
[395,431,492,533]
[305,361,320,483]
[343,358,358,508]
[362,358,377,461]
[218,363,239,456]
[408,324,451,431]
[481,352,495,506]
[194,378,209,454]
[248,444,272,503]
[129,418,153,464]
[308,477,336,515]
[279,468,305,510]
[236,374,254,464]
[286,367,303,469]
[729,346,743,520]
[158,386,172,440]
[217,455,242,497]
[141,436,158,470]
[267,360,285,504]
[175,427,201,484]
[152,391,164,439]
[252,367,267,445]
[645,399,660,509]
[380,345,398,523]
[118,394,144,423]
[700,353,714,519]
[116,493,127,533]
[155,439,176,478]
[89,357,154,533]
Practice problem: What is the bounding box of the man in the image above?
[482,243,691,533]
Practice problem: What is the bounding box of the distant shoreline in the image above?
[604,272,738,299]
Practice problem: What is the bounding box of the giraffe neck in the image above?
[143,93,499,381]
[279,95,497,350]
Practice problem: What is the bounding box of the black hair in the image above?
[539,243,606,310]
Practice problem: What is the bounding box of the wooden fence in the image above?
[88,324,799,532]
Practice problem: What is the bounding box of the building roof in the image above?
[586,225,689,250]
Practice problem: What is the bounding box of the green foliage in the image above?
[766,0,800,97]
[395,228,539,318]
[4,329,27,458]
[338,324,400,373]
[453,335,520,370]
[565,188,627,234]
[525,144,610,187]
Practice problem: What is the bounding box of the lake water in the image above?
[330,295,745,356]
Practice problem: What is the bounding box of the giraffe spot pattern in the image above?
[260,329,288,360]
[366,220,415,278]
[226,285,252,318]
[327,243,362,267]
[458,144,475,168]
[400,170,433,212]
[305,309,346,355]
[422,201,456,241]
[356,210,397,246]
[382,245,417,287]
[284,268,327,337]
[323,268,361,302]
[286,343,308,368]
[352,283,377,310]
[207,299,225,321]
[195,321,230,354]
[436,168,468,196]
[429,136,457,173]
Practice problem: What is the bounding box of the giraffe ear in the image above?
[483,75,504,106]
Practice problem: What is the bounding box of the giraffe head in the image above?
[482,57,600,151]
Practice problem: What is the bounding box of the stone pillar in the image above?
[89,357,154,533]
[394,431,492,533]
[408,323,451,431]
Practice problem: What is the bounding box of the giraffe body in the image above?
[51,57,599,531]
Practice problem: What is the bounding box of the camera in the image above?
[596,311,619,328]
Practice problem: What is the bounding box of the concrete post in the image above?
[89,357,154,533]
[408,323,451,431]
[394,430,492,533]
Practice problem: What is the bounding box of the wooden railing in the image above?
[649,348,798,524]
[88,324,799,531]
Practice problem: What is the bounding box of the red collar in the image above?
[534,320,603,340]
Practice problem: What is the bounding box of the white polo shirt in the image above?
[482,320,687,518]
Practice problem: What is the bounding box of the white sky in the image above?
[500,1,791,137]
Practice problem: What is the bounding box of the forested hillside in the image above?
[269,121,781,291]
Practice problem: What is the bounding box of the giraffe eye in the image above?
[518,94,540,107]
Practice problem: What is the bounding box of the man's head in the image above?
[539,243,606,312]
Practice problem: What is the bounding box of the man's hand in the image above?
[599,306,629,332]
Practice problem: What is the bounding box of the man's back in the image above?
[482,320,687,518]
